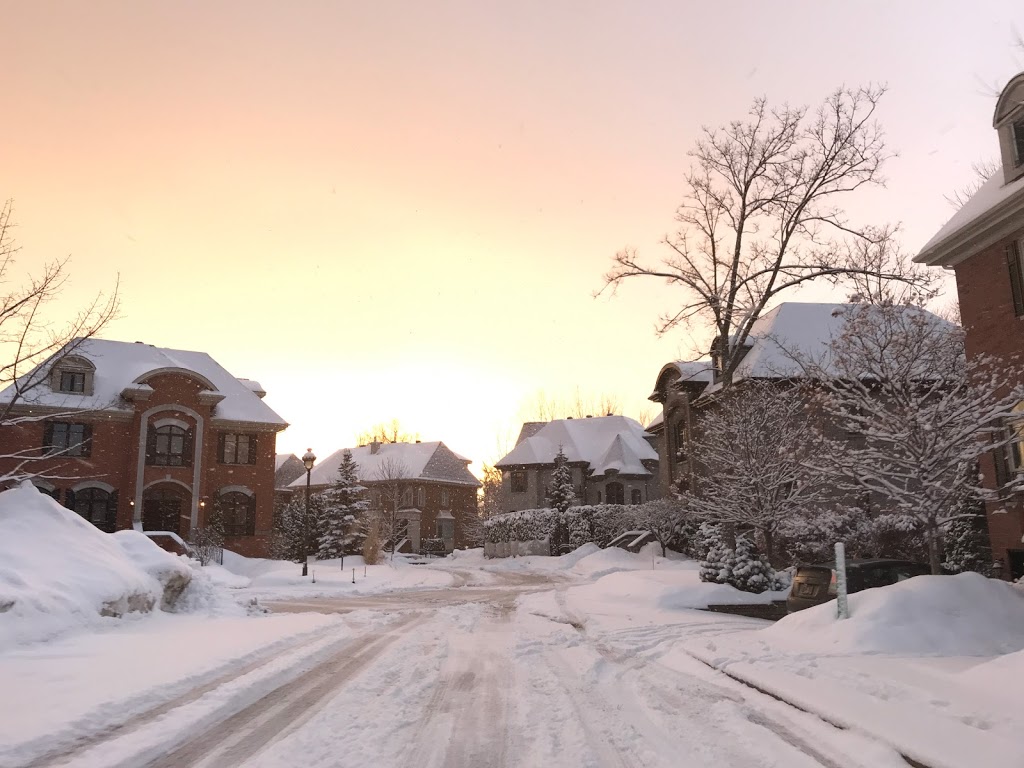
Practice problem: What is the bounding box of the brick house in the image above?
[0,339,288,557]
[915,71,1024,579]
[291,440,480,553]
[494,415,660,512]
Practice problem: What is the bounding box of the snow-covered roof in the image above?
[722,303,954,384]
[653,303,956,400]
[914,170,1024,267]
[291,441,480,488]
[495,415,657,477]
[0,338,287,427]
[275,454,297,471]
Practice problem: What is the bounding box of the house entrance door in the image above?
[142,486,189,535]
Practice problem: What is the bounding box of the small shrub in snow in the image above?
[698,523,734,585]
[729,534,775,594]
[942,513,992,576]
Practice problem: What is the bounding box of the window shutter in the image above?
[183,429,194,467]
[993,433,1010,487]
[81,425,93,458]
[218,433,226,463]
[43,423,53,453]
[1007,243,1024,317]
[248,434,257,465]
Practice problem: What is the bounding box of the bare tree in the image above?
[800,304,1024,574]
[945,158,1001,211]
[519,388,623,422]
[355,418,419,446]
[629,498,687,557]
[601,86,936,388]
[0,200,119,482]
[687,381,831,563]
[478,463,506,519]
[374,456,411,560]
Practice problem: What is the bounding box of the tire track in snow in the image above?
[28,621,345,768]
[142,612,423,768]
[403,598,515,768]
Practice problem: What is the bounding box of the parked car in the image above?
[786,558,931,613]
[605,530,657,553]
[144,531,194,558]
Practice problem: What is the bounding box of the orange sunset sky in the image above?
[3,2,1023,474]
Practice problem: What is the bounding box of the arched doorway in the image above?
[143,484,189,534]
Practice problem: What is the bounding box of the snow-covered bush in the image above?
[483,504,637,550]
[698,523,733,585]
[943,513,992,575]
[729,534,774,594]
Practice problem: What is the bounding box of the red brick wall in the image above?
[952,228,1024,577]
[0,371,282,558]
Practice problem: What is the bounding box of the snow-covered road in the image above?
[34,566,914,768]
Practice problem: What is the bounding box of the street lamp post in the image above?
[301,448,316,577]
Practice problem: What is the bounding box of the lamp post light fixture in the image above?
[301,448,316,577]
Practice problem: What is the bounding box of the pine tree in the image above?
[698,522,734,585]
[272,493,328,563]
[943,514,992,575]
[545,446,577,514]
[319,450,369,562]
[729,533,774,594]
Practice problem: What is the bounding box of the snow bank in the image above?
[111,530,193,609]
[0,484,165,648]
[765,572,1024,656]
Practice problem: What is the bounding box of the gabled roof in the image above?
[275,454,298,471]
[914,170,1024,267]
[652,302,956,398]
[495,415,657,477]
[0,338,287,427]
[291,441,480,488]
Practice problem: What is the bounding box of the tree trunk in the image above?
[926,522,942,575]
[762,527,775,565]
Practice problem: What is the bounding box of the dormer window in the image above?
[1014,118,1024,167]
[50,355,95,395]
[60,371,86,393]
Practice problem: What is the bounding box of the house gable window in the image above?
[219,433,257,465]
[147,425,191,467]
[416,486,425,508]
[1014,118,1024,167]
[49,355,95,395]
[1007,240,1024,318]
[510,471,528,494]
[44,422,92,457]
[218,491,256,537]
[60,371,86,393]
[606,481,624,505]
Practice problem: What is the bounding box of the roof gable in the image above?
[294,441,479,488]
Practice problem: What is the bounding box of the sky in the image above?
[3,1,1023,474]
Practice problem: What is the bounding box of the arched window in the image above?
[605,482,624,505]
[416,487,425,508]
[401,488,413,507]
[148,425,192,467]
[218,492,256,537]
[71,488,118,533]
[631,488,642,505]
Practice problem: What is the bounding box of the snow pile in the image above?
[0,484,166,648]
[111,530,193,609]
[765,572,1024,655]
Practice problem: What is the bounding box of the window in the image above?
[631,488,642,505]
[44,422,91,457]
[369,489,381,508]
[59,371,86,393]
[219,433,257,465]
[1014,118,1024,167]
[148,424,191,466]
[69,487,118,533]
[1007,240,1024,318]
[440,489,450,509]
[218,492,256,537]
[606,482,624,505]
[596,491,602,503]
[510,471,527,494]
[401,488,413,507]
[673,420,687,461]
[416,486,425,508]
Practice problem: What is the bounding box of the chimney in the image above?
[415,439,421,443]
[586,415,592,418]
[370,440,381,454]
